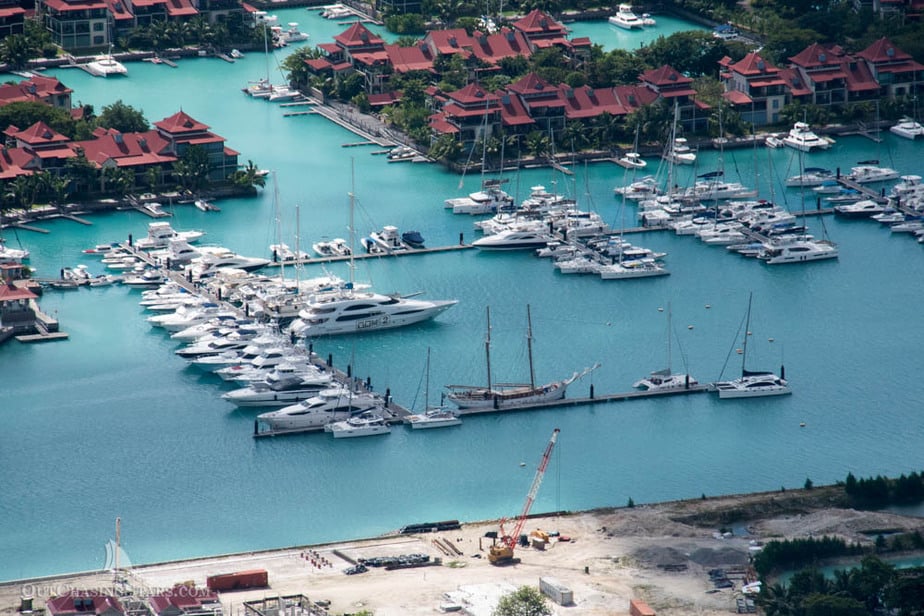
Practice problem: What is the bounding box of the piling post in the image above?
[327,353,332,367]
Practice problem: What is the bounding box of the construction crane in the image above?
[488,428,560,565]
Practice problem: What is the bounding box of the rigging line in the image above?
[716,303,749,382]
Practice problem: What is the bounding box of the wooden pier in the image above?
[263,243,475,267]
[834,176,888,204]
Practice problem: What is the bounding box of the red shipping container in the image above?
[206,569,268,592]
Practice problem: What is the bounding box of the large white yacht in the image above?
[715,372,791,398]
[256,388,385,431]
[758,238,839,264]
[221,373,336,407]
[782,122,833,152]
[188,247,271,278]
[85,48,128,77]
[472,228,556,250]
[135,222,205,250]
[608,3,644,29]
[287,288,457,338]
[444,180,514,215]
[890,116,924,139]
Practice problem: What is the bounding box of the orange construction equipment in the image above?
[488,428,559,565]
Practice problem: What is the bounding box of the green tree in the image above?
[492,586,551,616]
[96,100,149,133]
[525,130,550,160]
[173,145,210,193]
[281,47,319,89]
[229,159,266,190]
[0,102,76,138]
[428,134,462,162]
[0,33,37,70]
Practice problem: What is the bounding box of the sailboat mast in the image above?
[348,159,356,288]
[114,517,121,574]
[666,301,673,373]
[272,171,284,279]
[485,306,492,392]
[526,304,535,389]
[294,202,301,286]
[741,293,753,377]
[425,346,431,411]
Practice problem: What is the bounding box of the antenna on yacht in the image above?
[485,306,492,393]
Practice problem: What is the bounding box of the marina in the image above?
[3,8,924,583]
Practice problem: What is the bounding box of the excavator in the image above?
[488,428,559,565]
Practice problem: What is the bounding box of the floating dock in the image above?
[263,243,474,267]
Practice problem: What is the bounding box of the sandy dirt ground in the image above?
[4,487,923,616]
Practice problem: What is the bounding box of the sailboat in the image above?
[405,348,462,429]
[633,303,697,391]
[243,12,281,97]
[445,305,598,411]
[714,293,791,399]
[287,162,458,337]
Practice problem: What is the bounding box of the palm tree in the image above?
[525,130,550,161]
[756,582,794,616]
[231,160,266,190]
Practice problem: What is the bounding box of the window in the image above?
[93,35,104,45]
[93,22,103,31]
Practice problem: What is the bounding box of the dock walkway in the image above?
[834,176,888,204]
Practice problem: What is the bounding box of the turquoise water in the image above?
[2,9,924,582]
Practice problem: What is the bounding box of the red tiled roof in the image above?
[223,146,239,156]
[0,76,72,106]
[78,128,174,168]
[103,0,133,20]
[306,58,333,71]
[842,60,879,92]
[497,90,534,126]
[856,37,912,63]
[728,52,779,76]
[0,6,25,17]
[777,67,812,96]
[512,9,567,36]
[384,44,432,73]
[570,37,591,47]
[368,91,400,106]
[614,84,657,110]
[149,586,218,615]
[334,22,385,49]
[425,28,472,55]
[441,102,498,118]
[788,42,844,68]
[155,111,209,134]
[318,42,340,55]
[507,72,557,98]
[447,82,498,106]
[659,88,697,98]
[723,90,753,104]
[748,76,787,87]
[468,28,532,64]
[41,0,107,11]
[807,70,846,83]
[5,121,70,146]
[558,84,626,119]
[640,65,693,87]
[428,113,459,134]
[331,61,352,72]
[0,283,36,301]
[0,146,36,179]
[165,0,197,17]
[351,50,390,66]
[47,593,124,616]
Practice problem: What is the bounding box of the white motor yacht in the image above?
[663,138,696,165]
[890,116,924,139]
[616,152,647,169]
[256,388,384,431]
[312,237,351,258]
[472,228,556,250]
[833,199,887,218]
[134,222,205,250]
[222,373,336,407]
[327,410,392,438]
[444,181,514,215]
[785,167,833,187]
[614,175,661,200]
[188,247,271,278]
[287,288,457,338]
[782,122,833,152]
[758,238,838,264]
[847,164,900,184]
[609,3,644,29]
